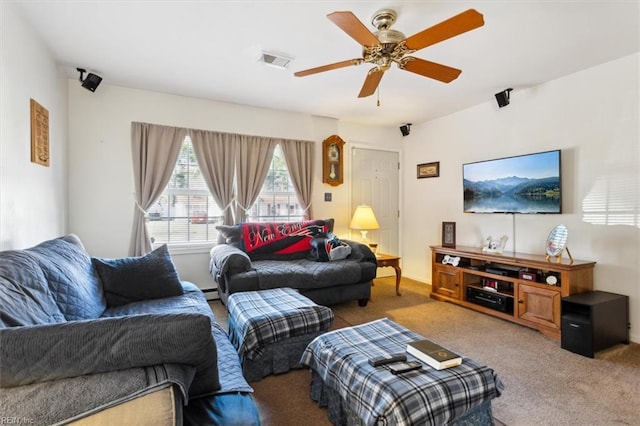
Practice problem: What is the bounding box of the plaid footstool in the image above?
[227,287,334,382]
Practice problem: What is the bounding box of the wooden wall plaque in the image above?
[30,99,50,166]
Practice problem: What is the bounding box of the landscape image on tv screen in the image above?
[463,150,561,214]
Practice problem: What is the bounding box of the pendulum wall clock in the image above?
[322,135,345,186]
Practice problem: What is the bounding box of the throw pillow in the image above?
[308,232,352,262]
[216,224,243,249]
[26,234,107,320]
[93,244,184,308]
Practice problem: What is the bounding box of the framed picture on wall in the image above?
[442,222,456,247]
[417,162,439,178]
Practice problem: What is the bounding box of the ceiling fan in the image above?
[294,8,484,98]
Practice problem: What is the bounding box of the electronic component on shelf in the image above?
[467,287,514,314]
[485,267,518,277]
[482,278,513,293]
[519,270,539,282]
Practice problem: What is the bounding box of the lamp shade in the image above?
[350,205,380,230]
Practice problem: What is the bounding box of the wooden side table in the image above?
[375,253,402,296]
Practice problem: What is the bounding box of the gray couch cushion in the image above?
[93,244,184,308]
[0,313,219,397]
[0,250,66,327]
[252,258,363,290]
[103,282,253,395]
[26,235,106,321]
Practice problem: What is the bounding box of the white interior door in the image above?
[351,148,400,258]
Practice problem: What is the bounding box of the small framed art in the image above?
[442,222,456,247]
[417,161,439,178]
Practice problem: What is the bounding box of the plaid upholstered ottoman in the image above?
[227,287,334,382]
[301,318,504,425]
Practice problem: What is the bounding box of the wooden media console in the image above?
[430,245,596,340]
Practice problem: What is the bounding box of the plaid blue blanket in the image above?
[300,318,504,426]
[227,288,334,360]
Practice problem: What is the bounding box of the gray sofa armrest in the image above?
[209,244,253,293]
[0,313,219,396]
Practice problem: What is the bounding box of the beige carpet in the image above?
[210,277,640,426]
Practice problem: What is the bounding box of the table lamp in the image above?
[350,205,380,250]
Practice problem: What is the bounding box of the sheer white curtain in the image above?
[129,122,186,255]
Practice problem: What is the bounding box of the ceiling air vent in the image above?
[258,51,293,69]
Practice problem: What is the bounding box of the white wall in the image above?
[0,3,68,249]
[67,84,398,290]
[402,54,639,342]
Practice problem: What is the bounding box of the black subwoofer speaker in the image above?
[561,314,593,357]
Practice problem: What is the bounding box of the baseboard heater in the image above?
[467,287,513,314]
[201,287,219,301]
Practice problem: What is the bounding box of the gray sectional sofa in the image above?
[209,220,378,306]
[0,234,259,425]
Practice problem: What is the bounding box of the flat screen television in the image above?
[463,150,561,214]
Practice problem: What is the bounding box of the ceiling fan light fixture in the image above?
[371,9,397,31]
[259,51,293,69]
[375,29,406,44]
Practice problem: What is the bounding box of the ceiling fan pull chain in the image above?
[377,87,380,107]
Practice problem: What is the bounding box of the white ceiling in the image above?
[10,1,640,126]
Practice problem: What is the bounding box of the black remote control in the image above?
[388,361,422,374]
[368,353,407,367]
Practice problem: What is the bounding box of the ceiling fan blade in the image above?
[401,58,462,83]
[327,11,381,47]
[294,59,361,77]
[358,69,384,98]
[404,9,484,51]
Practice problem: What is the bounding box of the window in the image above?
[248,145,303,222]
[147,136,223,245]
[148,141,302,246]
